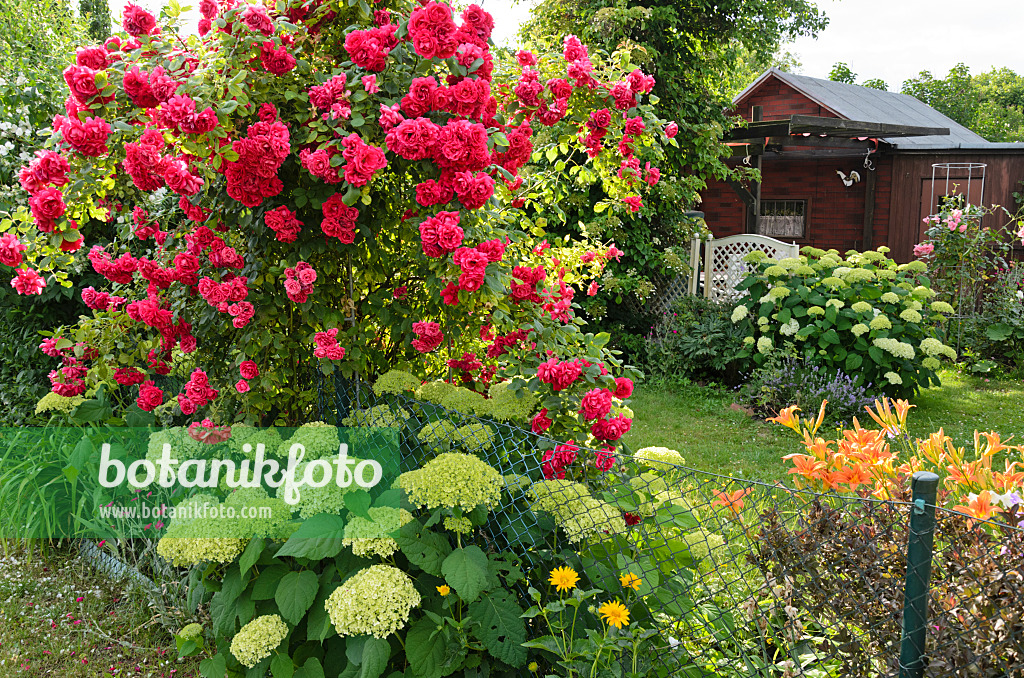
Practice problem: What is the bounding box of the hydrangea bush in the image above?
[732,246,956,396]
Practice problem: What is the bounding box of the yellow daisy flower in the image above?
[619,573,641,591]
[548,566,580,593]
[436,585,451,596]
[598,600,630,629]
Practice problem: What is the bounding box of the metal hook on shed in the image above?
[863,139,878,171]
[743,154,752,166]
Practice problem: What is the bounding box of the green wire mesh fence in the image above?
[316,372,1024,678]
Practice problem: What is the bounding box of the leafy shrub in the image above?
[733,246,956,396]
[644,296,746,385]
[737,346,875,425]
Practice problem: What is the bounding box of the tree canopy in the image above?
[901,64,1024,142]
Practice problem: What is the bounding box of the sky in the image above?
[789,0,1024,89]
[107,0,1022,90]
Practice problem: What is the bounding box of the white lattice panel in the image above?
[704,235,799,303]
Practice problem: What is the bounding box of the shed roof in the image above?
[733,69,1018,150]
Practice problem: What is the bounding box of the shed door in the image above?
[918,178,985,241]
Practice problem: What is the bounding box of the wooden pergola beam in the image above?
[724,115,950,142]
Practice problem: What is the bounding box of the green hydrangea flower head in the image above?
[880,292,900,304]
[743,250,769,264]
[757,337,773,353]
[344,507,412,558]
[794,265,817,276]
[731,305,749,323]
[768,286,791,300]
[869,315,892,330]
[898,260,928,273]
[418,420,458,448]
[922,357,941,370]
[223,487,294,538]
[634,446,686,470]
[278,422,340,458]
[278,459,360,519]
[486,381,538,422]
[843,268,875,283]
[875,268,898,280]
[801,246,827,258]
[453,423,494,452]
[230,615,288,668]
[825,299,845,309]
[873,338,915,360]
[439,388,490,417]
[860,250,887,263]
[157,534,248,567]
[227,425,285,459]
[399,452,502,511]
[416,380,458,404]
[529,479,627,543]
[443,516,473,534]
[884,371,903,385]
[743,336,755,345]
[178,623,203,641]
[851,301,873,314]
[851,323,870,337]
[930,301,954,314]
[325,565,420,638]
[779,319,800,336]
[912,286,936,299]
[35,392,86,415]
[680,531,728,573]
[900,309,923,324]
[777,257,803,270]
[806,306,825,316]
[764,264,787,277]
[147,426,204,462]
[373,370,421,396]
[821,277,845,289]
[342,404,408,429]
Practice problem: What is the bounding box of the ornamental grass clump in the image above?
[734,246,956,396]
[324,565,420,639]
[398,452,502,511]
[229,614,288,668]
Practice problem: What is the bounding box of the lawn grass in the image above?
[0,542,202,677]
[622,381,790,480]
[624,368,1024,482]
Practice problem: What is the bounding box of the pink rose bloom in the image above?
[235,379,251,393]
[613,377,634,399]
[239,360,259,379]
[11,268,46,295]
[579,388,613,420]
[587,281,599,296]
[411,321,443,353]
[913,243,934,258]
[0,233,27,267]
[362,75,379,93]
[240,4,274,35]
[122,3,157,36]
[665,121,678,138]
[531,409,552,435]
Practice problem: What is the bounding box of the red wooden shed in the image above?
[700,68,1024,261]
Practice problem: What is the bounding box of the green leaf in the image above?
[396,521,451,576]
[986,323,1013,341]
[275,570,319,625]
[252,565,289,600]
[845,353,864,371]
[276,514,347,560]
[441,546,489,602]
[821,329,840,344]
[405,619,458,678]
[468,590,526,667]
[271,654,295,678]
[199,653,227,678]
[239,538,265,576]
[360,638,391,678]
[295,658,325,678]
[344,491,372,520]
[124,405,156,427]
[69,398,113,424]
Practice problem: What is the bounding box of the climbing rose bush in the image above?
[3,0,670,437]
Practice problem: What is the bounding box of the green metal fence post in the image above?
[898,471,940,678]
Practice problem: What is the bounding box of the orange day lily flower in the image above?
[712,488,753,512]
[767,405,801,432]
[952,491,1002,523]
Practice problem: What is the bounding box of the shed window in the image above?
[758,200,806,239]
